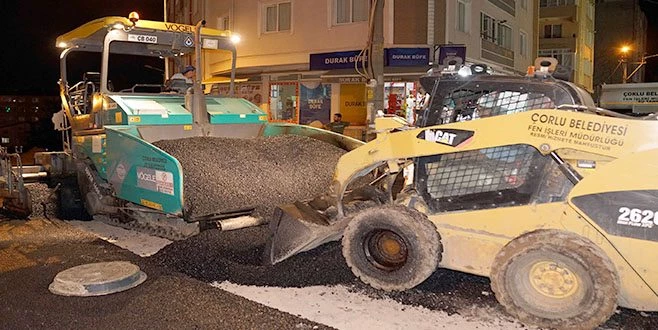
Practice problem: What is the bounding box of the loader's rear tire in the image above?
[342,205,441,291]
[490,230,618,330]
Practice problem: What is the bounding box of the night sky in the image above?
[0,1,657,95]
[641,0,658,82]
[0,0,163,95]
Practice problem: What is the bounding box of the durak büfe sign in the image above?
[385,48,430,67]
[310,50,367,70]
[310,48,429,71]
[299,82,332,125]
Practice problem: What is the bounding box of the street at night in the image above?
[3,1,658,330]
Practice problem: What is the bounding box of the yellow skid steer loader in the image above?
[265,60,658,329]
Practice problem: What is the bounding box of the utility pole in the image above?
[625,54,658,83]
[163,0,169,79]
[367,0,385,140]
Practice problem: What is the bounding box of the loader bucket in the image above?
[263,201,348,265]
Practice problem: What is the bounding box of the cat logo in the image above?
[417,128,474,147]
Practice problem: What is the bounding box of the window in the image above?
[269,82,298,122]
[520,0,527,10]
[498,24,512,50]
[480,13,512,50]
[264,2,291,32]
[480,13,495,41]
[457,0,470,33]
[543,24,562,38]
[519,31,528,57]
[217,15,230,30]
[538,49,573,68]
[335,0,368,24]
[540,0,575,8]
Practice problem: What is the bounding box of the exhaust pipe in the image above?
[217,216,265,231]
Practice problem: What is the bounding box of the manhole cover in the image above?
[49,261,147,297]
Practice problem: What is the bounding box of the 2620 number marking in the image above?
[617,207,657,228]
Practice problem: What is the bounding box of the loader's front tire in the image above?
[490,230,618,330]
[342,205,441,291]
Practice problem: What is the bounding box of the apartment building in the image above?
[0,95,60,150]
[167,0,537,137]
[538,0,595,92]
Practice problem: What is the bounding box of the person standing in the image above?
[325,113,350,134]
[405,94,416,124]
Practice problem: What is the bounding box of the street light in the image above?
[619,44,658,83]
[620,45,631,54]
[619,45,631,84]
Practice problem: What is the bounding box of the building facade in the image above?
[593,0,647,89]
[0,95,60,152]
[166,0,537,138]
[538,0,596,92]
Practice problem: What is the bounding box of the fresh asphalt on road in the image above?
[0,217,327,330]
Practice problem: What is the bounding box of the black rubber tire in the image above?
[342,205,442,291]
[58,184,91,220]
[490,230,619,330]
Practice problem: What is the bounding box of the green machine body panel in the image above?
[104,125,185,215]
[109,95,193,125]
[72,134,108,180]
[206,97,268,124]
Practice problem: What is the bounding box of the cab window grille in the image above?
[415,89,565,213]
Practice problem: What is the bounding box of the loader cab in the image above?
[414,66,594,213]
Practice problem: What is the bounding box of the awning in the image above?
[320,66,431,83]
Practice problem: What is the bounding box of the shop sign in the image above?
[600,83,658,110]
[300,82,332,125]
[340,84,367,125]
[437,44,466,67]
[310,50,367,70]
[338,77,367,84]
[385,48,430,67]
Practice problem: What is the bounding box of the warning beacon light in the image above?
[129,12,140,24]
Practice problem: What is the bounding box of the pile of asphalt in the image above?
[154,135,345,219]
[26,183,59,219]
[151,226,357,287]
[152,226,658,329]
[150,225,498,317]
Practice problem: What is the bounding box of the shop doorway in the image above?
[269,82,299,123]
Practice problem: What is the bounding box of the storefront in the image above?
[316,48,431,138]
[208,47,430,140]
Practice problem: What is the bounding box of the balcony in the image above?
[540,5,577,21]
[481,38,514,68]
[488,0,515,16]
[539,36,576,50]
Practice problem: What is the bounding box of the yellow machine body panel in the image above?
[334,110,658,187]
[55,17,232,47]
